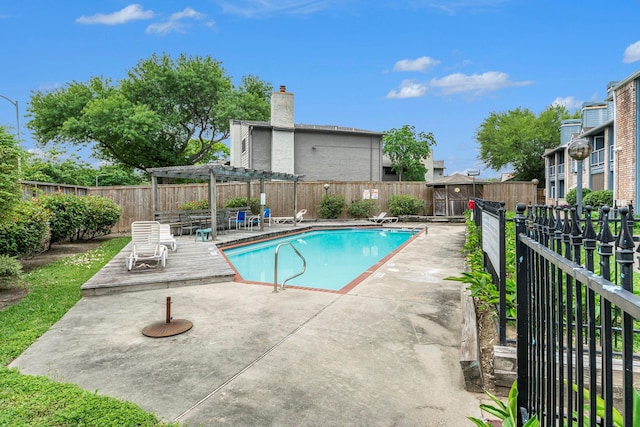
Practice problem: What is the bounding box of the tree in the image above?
[27,53,273,171]
[22,149,146,186]
[475,105,575,184]
[0,126,22,221]
[383,125,436,182]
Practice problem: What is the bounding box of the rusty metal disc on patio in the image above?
[142,296,193,338]
[142,318,193,338]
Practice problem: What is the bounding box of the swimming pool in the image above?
[222,228,415,292]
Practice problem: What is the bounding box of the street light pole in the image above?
[466,169,480,200]
[0,94,21,175]
[568,136,592,217]
[0,95,20,143]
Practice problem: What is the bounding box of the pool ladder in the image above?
[273,242,307,293]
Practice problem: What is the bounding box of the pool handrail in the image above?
[273,242,307,293]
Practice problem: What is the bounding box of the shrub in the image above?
[566,187,592,207]
[0,255,22,283]
[318,195,345,219]
[347,199,378,218]
[42,193,87,244]
[388,194,424,216]
[582,190,613,209]
[179,199,208,210]
[41,194,121,244]
[0,201,51,257]
[223,197,261,214]
[78,195,122,240]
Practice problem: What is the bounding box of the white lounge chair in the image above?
[126,221,167,271]
[159,223,177,251]
[368,212,398,224]
[272,209,307,224]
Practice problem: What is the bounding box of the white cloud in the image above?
[76,4,153,25]
[429,71,532,95]
[218,0,331,17]
[386,80,428,99]
[146,8,210,35]
[623,40,640,63]
[393,56,441,72]
[552,96,582,111]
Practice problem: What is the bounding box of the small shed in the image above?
[426,173,488,216]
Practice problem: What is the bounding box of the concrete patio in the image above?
[11,222,486,426]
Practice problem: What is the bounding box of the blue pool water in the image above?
[223,228,413,291]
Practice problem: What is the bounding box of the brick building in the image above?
[545,69,640,210]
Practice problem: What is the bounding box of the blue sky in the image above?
[1,1,640,178]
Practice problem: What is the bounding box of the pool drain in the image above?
[142,296,193,338]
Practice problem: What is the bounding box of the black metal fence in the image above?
[471,199,509,345]
[514,203,639,426]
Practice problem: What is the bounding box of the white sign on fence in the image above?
[481,211,501,279]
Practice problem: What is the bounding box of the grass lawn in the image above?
[0,237,181,427]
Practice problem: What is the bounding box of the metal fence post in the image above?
[597,205,615,426]
[499,202,507,345]
[615,207,636,427]
[514,202,530,426]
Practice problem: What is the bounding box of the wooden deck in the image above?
[80,220,430,296]
[81,238,236,296]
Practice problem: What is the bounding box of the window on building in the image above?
[557,151,565,175]
[590,136,605,168]
[241,138,247,154]
[558,180,565,198]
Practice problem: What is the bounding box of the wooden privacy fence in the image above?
[481,181,542,211]
[79,180,536,234]
[89,181,432,234]
[20,180,89,199]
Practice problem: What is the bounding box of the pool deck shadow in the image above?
[12,222,487,426]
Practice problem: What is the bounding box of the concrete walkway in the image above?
[10,223,486,426]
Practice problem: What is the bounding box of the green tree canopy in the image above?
[0,126,22,221]
[382,124,436,182]
[27,53,273,171]
[22,149,146,187]
[475,105,575,184]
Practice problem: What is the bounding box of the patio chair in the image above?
[228,210,247,230]
[262,207,272,227]
[126,221,167,271]
[272,209,307,224]
[159,223,177,251]
[179,213,198,236]
[368,212,398,224]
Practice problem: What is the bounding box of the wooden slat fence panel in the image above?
[482,182,538,211]
[20,181,89,199]
[89,181,431,233]
[89,180,537,234]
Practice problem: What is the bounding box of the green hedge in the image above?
[42,194,121,245]
[223,197,261,214]
[0,201,51,257]
[347,199,378,218]
[318,195,345,219]
[388,194,423,216]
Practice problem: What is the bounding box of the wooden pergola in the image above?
[148,164,303,240]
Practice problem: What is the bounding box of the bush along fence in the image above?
[472,199,640,426]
